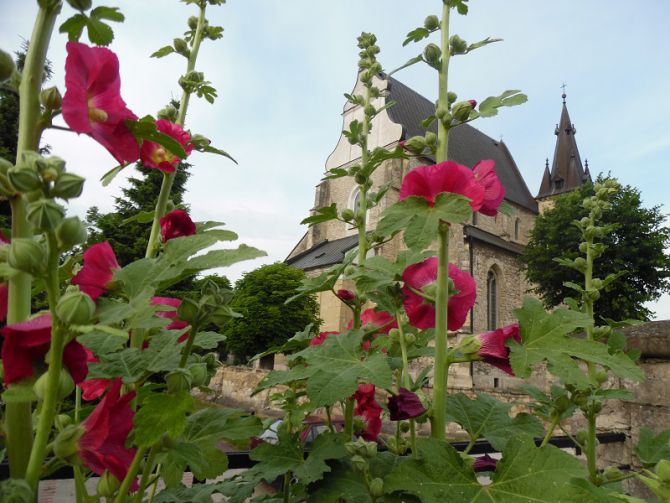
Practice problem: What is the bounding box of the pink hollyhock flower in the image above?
[472,160,505,216]
[62,42,139,164]
[309,331,339,346]
[347,308,398,351]
[473,454,497,472]
[78,379,137,489]
[0,314,88,385]
[140,119,193,173]
[477,324,521,375]
[402,257,476,331]
[335,289,356,302]
[151,297,189,342]
[79,347,112,401]
[353,383,382,441]
[72,242,120,301]
[159,209,197,242]
[399,162,485,212]
[388,387,426,421]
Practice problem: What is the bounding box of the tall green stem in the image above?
[178,323,199,368]
[113,446,148,503]
[145,2,207,258]
[396,315,417,457]
[134,445,159,503]
[25,233,64,489]
[431,223,450,440]
[436,3,451,163]
[5,0,61,478]
[584,236,599,483]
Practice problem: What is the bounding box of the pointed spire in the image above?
[537,90,588,199]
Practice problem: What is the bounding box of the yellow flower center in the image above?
[150,147,175,166]
[88,107,108,123]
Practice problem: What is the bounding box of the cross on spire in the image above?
[561,82,567,104]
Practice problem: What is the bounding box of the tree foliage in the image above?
[224,262,321,363]
[521,175,670,320]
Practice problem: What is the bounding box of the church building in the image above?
[286,74,590,341]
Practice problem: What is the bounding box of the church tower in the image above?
[536,91,591,212]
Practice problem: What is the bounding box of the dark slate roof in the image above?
[384,75,538,213]
[463,225,525,255]
[537,101,591,199]
[286,235,358,271]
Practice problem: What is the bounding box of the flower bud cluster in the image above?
[357,32,381,87]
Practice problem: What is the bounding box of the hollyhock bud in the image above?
[456,335,481,356]
[472,160,505,216]
[468,99,477,108]
[0,49,15,81]
[176,297,199,325]
[54,424,85,460]
[27,199,65,232]
[402,257,476,331]
[173,38,190,57]
[452,100,475,122]
[52,173,85,200]
[424,15,439,30]
[477,324,521,375]
[34,368,75,401]
[157,104,178,121]
[8,166,42,193]
[423,43,441,66]
[399,162,485,212]
[350,455,368,472]
[56,287,96,326]
[188,363,208,387]
[449,34,468,54]
[97,470,121,498]
[55,414,72,430]
[67,0,92,10]
[56,216,88,249]
[166,368,192,393]
[63,42,140,164]
[160,209,196,242]
[336,289,356,302]
[425,131,437,146]
[188,16,199,29]
[9,238,46,276]
[388,388,426,421]
[72,242,120,301]
[401,135,426,154]
[40,86,63,110]
[341,208,355,221]
[472,454,498,472]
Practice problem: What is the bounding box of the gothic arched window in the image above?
[487,269,497,330]
[514,218,521,240]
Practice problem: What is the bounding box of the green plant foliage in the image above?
[134,391,195,447]
[446,392,544,450]
[223,262,321,363]
[634,427,670,467]
[521,176,670,321]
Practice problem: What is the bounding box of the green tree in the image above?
[224,262,321,363]
[85,163,191,266]
[521,175,670,321]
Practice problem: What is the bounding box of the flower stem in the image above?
[430,222,450,440]
[73,466,87,503]
[178,324,199,368]
[396,314,417,458]
[344,398,355,438]
[6,0,61,478]
[25,232,64,490]
[113,446,148,503]
[540,416,559,447]
[145,1,207,259]
[134,445,159,503]
[436,2,451,164]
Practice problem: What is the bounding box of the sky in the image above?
[1,0,669,319]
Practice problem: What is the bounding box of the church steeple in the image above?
[537,90,591,199]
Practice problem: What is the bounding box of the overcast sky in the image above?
[1,1,669,319]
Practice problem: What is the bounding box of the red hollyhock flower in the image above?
[388,387,426,421]
[79,347,111,401]
[473,454,497,472]
[335,289,356,302]
[402,257,476,331]
[159,209,197,242]
[62,42,139,164]
[353,383,382,441]
[472,160,505,216]
[0,314,88,385]
[140,119,193,173]
[477,324,521,375]
[309,331,339,346]
[72,242,120,301]
[78,379,137,489]
[151,297,189,342]
[346,309,398,351]
[399,162,484,212]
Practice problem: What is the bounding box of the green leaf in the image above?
[77,331,128,355]
[151,45,175,58]
[126,115,187,160]
[99,163,126,187]
[153,483,227,503]
[122,209,154,225]
[90,6,124,22]
[86,17,114,46]
[143,333,183,373]
[201,144,238,163]
[251,323,315,361]
[388,54,424,76]
[301,203,339,226]
[88,348,146,383]
[377,193,472,248]
[162,442,228,487]
[59,14,87,42]
[135,391,195,447]
[403,27,431,46]
[385,436,585,502]
[634,427,670,467]
[478,90,527,118]
[293,330,393,407]
[191,331,226,350]
[465,37,502,53]
[509,297,643,384]
[568,478,645,502]
[446,392,544,450]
